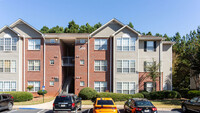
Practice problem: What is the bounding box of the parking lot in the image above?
[1,108,183,113]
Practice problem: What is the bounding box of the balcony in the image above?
[62,57,74,66]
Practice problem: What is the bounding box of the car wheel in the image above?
[182,105,188,113]
[7,102,13,111]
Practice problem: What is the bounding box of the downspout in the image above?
[110,37,112,92]
[171,45,173,90]
[23,35,25,91]
[159,41,161,91]
[87,35,90,87]
[43,35,46,87]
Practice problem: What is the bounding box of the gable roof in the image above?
[111,25,140,37]
[10,19,43,36]
[90,18,124,37]
[0,25,20,36]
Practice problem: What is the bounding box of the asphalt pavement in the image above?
[0,108,183,113]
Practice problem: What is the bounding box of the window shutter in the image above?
[144,61,147,72]
[144,41,147,52]
[154,41,156,51]
[144,82,147,91]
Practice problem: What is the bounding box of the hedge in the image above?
[78,87,97,100]
[96,92,144,101]
[0,91,33,102]
[187,90,200,99]
[37,90,47,95]
[140,90,181,100]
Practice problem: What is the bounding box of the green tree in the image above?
[145,59,160,92]
[49,25,64,33]
[146,32,152,36]
[128,22,134,28]
[65,20,79,33]
[40,26,49,33]
[93,22,102,30]
[155,33,162,37]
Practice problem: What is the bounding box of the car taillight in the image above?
[136,107,142,111]
[72,103,75,107]
[152,107,157,111]
[111,107,117,109]
[11,96,14,99]
[53,103,55,107]
[95,107,101,109]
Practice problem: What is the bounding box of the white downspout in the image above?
[87,35,90,87]
[43,35,46,87]
[110,37,112,92]
[23,35,25,91]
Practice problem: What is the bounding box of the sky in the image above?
[0,0,200,37]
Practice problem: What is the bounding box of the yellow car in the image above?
[93,98,118,113]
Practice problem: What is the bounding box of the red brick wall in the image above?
[139,72,163,91]
[74,41,88,95]
[89,38,111,92]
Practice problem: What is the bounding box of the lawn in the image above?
[82,99,183,108]
[14,96,55,105]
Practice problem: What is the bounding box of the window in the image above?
[28,39,41,50]
[28,81,40,92]
[5,60,11,72]
[0,60,3,72]
[50,60,54,65]
[0,81,16,92]
[144,41,156,52]
[0,34,17,51]
[0,60,16,73]
[80,81,85,86]
[144,61,154,72]
[28,60,40,71]
[94,60,107,71]
[94,39,107,50]
[0,38,3,51]
[145,82,153,92]
[12,38,17,51]
[116,82,135,94]
[80,39,85,44]
[117,38,136,51]
[50,39,56,43]
[50,81,54,86]
[80,60,84,65]
[117,60,135,73]
[94,82,107,92]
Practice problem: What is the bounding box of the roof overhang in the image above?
[44,33,89,39]
[139,35,165,41]
[111,25,141,37]
[0,25,21,37]
[162,41,176,45]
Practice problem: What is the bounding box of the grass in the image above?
[82,99,183,108]
[14,96,55,105]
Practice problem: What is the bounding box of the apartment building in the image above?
[0,19,174,96]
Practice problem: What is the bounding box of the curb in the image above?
[19,108,39,110]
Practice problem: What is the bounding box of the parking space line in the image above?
[37,109,46,113]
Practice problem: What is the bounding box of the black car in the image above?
[53,93,82,112]
[0,94,14,111]
[124,98,157,113]
[182,96,200,113]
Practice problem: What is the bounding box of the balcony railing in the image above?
[62,57,74,66]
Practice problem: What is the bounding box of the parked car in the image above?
[124,98,157,113]
[182,96,200,113]
[93,98,118,113]
[0,94,14,111]
[53,93,82,112]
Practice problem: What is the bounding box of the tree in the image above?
[145,59,160,92]
[48,25,64,33]
[163,34,171,41]
[93,22,102,30]
[40,26,49,33]
[146,32,152,36]
[128,22,134,28]
[155,33,162,37]
[65,20,79,33]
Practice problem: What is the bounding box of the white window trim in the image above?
[27,81,40,92]
[80,81,85,87]
[49,81,54,86]
[28,39,41,50]
[28,60,40,71]
[0,60,16,73]
[0,80,17,92]
[116,81,136,94]
[94,39,107,50]
[80,60,84,65]
[94,81,107,92]
[147,41,154,51]
[94,60,107,71]
[50,60,54,65]
[117,37,136,51]
[117,60,136,73]
[0,37,17,51]
[80,39,86,44]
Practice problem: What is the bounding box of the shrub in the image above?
[96,92,144,101]
[0,91,33,102]
[187,90,200,99]
[37,90,47,95]
[78,87,97,100]
[175,89,189,98]
[27,85,34,91]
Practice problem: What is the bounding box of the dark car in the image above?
[53,93,82,112]
[182,96,200,113]
[0,94,14,111]
[124,98,157,113]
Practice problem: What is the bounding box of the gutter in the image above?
[110,37,112,92]
[23,35,25,91]
[87,35,90,87]
[43,35,46,87]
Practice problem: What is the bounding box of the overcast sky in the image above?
[0,0,199,37]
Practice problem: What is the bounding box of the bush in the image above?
[37,90,47,95]
[78,87,97,100]
[0,91,33,102]
[175,89,189,98]
[96,92,144,101]
[140,91,151,99]
[187,90,200,99]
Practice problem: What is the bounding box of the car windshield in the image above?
[135,101,153,107]
[97,100,114,105]
[55,96,72,102]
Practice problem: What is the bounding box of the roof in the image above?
[10,19,43,36]
[0,26,20,36]
[139,35,165,40]
[90,18,124,37]
[111,25,140,36]
[44,33,89,38]
[162,41,176,45]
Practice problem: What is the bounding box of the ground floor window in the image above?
[144,82,156,92]
[27,81,40,92]
[94,81,107,92]
[116,82,135,94]
[0,81,16,92]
